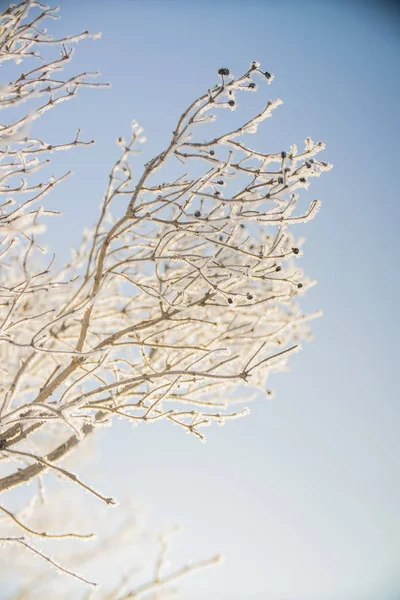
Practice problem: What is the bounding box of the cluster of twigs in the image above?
[0,0,331,593]
[0,490,221,598]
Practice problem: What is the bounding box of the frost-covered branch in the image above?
[0,0,331,590]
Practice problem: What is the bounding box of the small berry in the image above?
[264,71,271,79]
[299,177,306,183]
[218,68,230,76]
[275,266,281,272]
[228,100,235,107]
[305,161,311,168]
[195,210,201,217]
[248,82,256,89]
[246,293,253,300]
[228,298,233,304]
[209,150,215,156]
[297,283,303,289]
[292,247,299,255]
[217,180,224,185]
[281,151,287,159]
[278,176,284,185]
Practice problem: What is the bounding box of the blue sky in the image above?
[6,1,400,598]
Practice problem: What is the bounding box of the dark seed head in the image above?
[228,298,233,304]
[297,283,303,289]
[195,210,201,217]
[281,151,287,159]
[247,293,253,300]
[299,177,306,183]
[264,71,271,79]
[228,100,235,107]
[209,150,215,156]
[278,176,284,185]
[248,82,256,89]
[217,180,224,185]
[218,68,230,76]
[292,247,299,255]
[276,266,281,272]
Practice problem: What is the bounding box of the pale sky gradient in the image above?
[5,1,400,599]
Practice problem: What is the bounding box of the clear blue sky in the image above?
[11,1,400,598]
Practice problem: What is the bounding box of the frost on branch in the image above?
[0,0,105,252]
[0,487,221,598]
[0,13,332,471]
[0,1,331,585]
